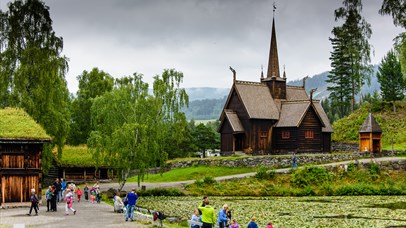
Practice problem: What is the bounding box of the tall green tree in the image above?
[377,49,405,101]
[68,68,114,145]
[192,123,218,158]
[329,0,373,112]
[379,0,406,73]
[0,0,70,163]
[327,26,353,118]
[88,69,188,190]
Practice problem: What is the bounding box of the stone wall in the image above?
[331,142,359,152]
[325,159,406,171]
[166,153,368,169]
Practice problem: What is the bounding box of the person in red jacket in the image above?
[76,187,83,202]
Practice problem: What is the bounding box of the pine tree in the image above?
[327,27,352,118]
[329,0,373,113]
[377,49,405,101]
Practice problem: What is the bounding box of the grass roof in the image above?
[0,108,51,140]
[54,145,108,167]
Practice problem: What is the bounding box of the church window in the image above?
[282,131,290,139]
[305,130,314,139]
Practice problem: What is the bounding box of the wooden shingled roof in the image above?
[234,81,279,119]
[0,108,51,141]
[275,100,333,132]
[359,113,382,133]
[224,110,245,133]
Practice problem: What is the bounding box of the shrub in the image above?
[291,166,331,188]
[255,167,276,180]
[137,188,185,197]
[203,176,216,185]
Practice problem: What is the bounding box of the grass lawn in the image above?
[126,166,256,183]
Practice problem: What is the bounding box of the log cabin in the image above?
[0,108,51,207]
[219,17,333,155]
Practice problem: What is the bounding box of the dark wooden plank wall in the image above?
[322,133,332,152]
[273,127,297,153]
[297,107,322,152]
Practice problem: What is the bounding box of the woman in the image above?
[247,216,258,228]
[217,204,229,228]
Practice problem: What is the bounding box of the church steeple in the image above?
[267,16,280,79]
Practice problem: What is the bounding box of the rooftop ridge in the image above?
[236,80,263,86]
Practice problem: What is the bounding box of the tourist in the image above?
[64,189,76,215]
[93,181,101,203]
[217,204,229,228]
[247,216,258,228]
[45,186,53,212]
[76,187,83,203]
[229,219,239,228]
[226,207,232,227]
[68,181,76,201]
[125,188,138,222]
[51,185,57,211]
[266,221,274,228]
[113,192,125,213]
[27,188,39,216]
[84,183,89,201]
[90,188,96,204]
[292,153,297,168]
[198,196,216,228]
[60,178,66,202]
[53,178,61,203]
[190,209,201,228]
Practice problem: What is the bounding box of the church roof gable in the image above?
[235,81,279,119]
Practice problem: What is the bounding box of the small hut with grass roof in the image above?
[0,108,51,207]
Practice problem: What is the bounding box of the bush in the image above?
[203,176,216,185]
[137,188,185,197]
[255,167,276,180]
[291,166,331,188]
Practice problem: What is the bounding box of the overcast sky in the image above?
[1,0,404,93]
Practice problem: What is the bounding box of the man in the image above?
[198,196,216,228]
[53,178,61,203]
[125,188,138,222]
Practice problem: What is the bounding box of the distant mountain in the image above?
[183,65,382,120]
[184,87,229,101]
[288,65,380,100]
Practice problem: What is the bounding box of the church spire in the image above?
[267,6,280,79]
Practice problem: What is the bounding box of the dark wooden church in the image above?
[219,17,333,155]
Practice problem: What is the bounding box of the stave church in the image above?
[218,15,333,155]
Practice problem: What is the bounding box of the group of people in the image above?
[112,188,139,222]
[29,178,102,216]
[191,196,274,228]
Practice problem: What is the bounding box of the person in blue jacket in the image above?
[217,204,229,228]
[247,216,258,228]
[125,188,138,222]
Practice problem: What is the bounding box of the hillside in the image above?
[332,101,406,150]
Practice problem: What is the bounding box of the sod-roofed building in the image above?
[0,108,51,206]
[219,17,333,155]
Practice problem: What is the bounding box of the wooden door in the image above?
[1,175,38,203]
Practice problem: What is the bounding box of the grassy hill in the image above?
[332,101,406,150]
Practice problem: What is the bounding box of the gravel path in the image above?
[0,200,152,227]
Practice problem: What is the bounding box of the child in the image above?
[84,183,89,201]
[27,188,39,216]
[229,219,240,228]
[45,186,53,212]
[190,209,200,228]
[64,189,76,215]
[90,188,96,204]
[76,187,83,203]
[266,222,274,228]
[247,216,258,228]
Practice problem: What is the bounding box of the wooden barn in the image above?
[0,108,51,206]
[359,113,382,153]
[219,17,333,155]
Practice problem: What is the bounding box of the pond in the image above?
[137,195,406,227]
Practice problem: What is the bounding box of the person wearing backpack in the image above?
[64,189,76,216]
[125,188,138,222]
[27,188,39,216]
